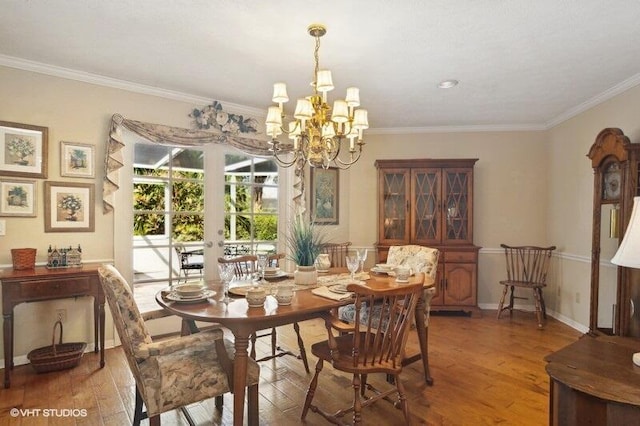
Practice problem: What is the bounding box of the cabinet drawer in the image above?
[444,251,477,263]
[20,277,91,298]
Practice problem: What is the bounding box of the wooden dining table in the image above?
[155,270,434,426]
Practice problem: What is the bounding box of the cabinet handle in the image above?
[406,200,410,211]
[444,278,448,289]
[631,299,635,318]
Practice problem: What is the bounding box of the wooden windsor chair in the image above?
[217,253,310,373]
[302,277,425,425]
[497,244,556,328]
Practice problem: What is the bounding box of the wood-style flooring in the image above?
[0,310,581,425]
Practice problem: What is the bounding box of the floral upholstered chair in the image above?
[98,264,260,426]
[339,245,439,323]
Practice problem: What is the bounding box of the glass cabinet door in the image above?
[380,169,410,243]
[443,168,473,244]
[412,169,441,244]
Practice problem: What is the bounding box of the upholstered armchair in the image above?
[98,264,260,426]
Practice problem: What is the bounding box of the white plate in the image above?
[263,271,289,280]
[371,266,395,275]
[317,269,330,273]
[166,290,215,303]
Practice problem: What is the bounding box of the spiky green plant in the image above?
[286,214,325,266]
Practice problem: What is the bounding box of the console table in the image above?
[545,335,640,425]
[1,263,105,388]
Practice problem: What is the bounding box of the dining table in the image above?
[155,269,434,426]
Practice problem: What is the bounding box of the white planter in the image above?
[294,265,318,285]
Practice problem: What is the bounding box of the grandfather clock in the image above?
[587,128,634,336]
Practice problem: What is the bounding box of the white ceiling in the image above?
[2,0,640,131]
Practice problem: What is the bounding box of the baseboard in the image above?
[478,302,588,333]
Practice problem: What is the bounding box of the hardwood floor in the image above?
[0,310,581,425]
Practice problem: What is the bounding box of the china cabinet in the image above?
[375,159,480,314]
[587,128,640,337]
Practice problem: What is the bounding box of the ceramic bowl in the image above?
[175,283,204,297]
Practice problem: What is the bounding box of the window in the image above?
[132,143,205,284]
[224,153,279,255]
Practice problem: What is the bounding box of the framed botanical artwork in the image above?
[0,179,37,217]
[0,121,48,178]
[60,141,95,178]
[44,181,95,232]
[310,167,339,225]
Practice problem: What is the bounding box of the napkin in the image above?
[312,286,355,301]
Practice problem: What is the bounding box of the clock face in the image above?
[603,162,621,200]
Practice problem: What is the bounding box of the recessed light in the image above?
[438,79,459,89]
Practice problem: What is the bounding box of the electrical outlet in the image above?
[56,309,67,323]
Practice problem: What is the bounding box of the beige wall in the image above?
[1,63,640,365]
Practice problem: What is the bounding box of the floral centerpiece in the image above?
[286,214,326,285]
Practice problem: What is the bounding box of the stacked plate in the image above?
[263,267,287,280]
[371,263,396,275]
[167,283,215,303]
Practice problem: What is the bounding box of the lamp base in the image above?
[632,352,640,367]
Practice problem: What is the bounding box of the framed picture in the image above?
[44,181,95,232]
[310,167,339,224]
[0,179,37,217]
[60,141,95,178]
[0,121,48,178]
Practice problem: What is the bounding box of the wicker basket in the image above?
[27,321,87,373]
[11,248,37,270]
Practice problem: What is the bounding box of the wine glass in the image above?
[218,263,235,304]
[256,253,268,285]
[357,248,368,273]
[346,255,360,283]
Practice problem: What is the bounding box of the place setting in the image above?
[164,282,216,303]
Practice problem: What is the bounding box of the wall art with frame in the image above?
[0,178,37,217]
[310,167,339,225]
[0,120,48,178]
[44,181,95,232]
[60,141,95,178]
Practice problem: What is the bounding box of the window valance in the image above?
[102,113,275,213]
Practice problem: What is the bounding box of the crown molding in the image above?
[0,54,265,118]
[546,72,640,129]
[369,123,547,134]
[3,54,640,134]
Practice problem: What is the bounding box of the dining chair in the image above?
[174,242,204,283]
[497,244,556,328]
[98,264,260,426]
[218,254,311,373]
[302,278,424,425]
[339,245,439,384]
[319,242,352,268]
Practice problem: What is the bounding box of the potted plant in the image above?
[286,214,325,285]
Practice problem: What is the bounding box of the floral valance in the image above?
[102,112,276,213]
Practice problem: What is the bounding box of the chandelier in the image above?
[266,24,369,170]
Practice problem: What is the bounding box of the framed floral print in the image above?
[44,181,95,232]
[0,121,48,178]
[0,178,37,217]
[60,141,95,178]
[310,167,339,225]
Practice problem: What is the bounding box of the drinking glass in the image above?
[346,255,360,283]
[218,263,235,304]
[256,253,268,285]
[357,248,368,273]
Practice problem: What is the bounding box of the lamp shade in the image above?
[611,196,640,268]
[272,82,289,103]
